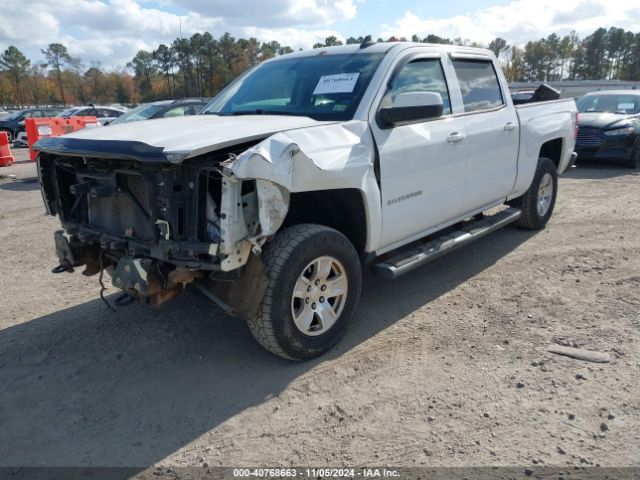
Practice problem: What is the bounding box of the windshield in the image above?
[110,104,166,124]
[203,53,385,121]
[576,94,640,114]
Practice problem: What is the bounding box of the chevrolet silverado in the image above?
[36,41,578,360]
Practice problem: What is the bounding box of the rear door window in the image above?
[452,60,504,112]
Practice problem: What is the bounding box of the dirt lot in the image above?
[0,148,639,474]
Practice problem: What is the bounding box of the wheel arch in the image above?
[539,137,564,171]
[1,127,15,138]
[282,188,369,261]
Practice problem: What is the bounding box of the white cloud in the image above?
[380,0,640,45]
[241,26,344,50]
[0,0,352,69]
[173,0,357,27]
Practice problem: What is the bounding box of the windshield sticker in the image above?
[618,103,635,111]
[313,73,360,95]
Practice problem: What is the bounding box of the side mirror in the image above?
[379,92,444,127]
[18,120,25,126]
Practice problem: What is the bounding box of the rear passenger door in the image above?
[451,58,519,210]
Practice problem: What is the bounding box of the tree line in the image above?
[1,27,639,108]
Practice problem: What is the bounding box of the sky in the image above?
[1,0,639,70]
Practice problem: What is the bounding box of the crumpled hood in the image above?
[35,114,333,162]
[578,112,638,130]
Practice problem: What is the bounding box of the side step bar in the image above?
[372,207,522,280]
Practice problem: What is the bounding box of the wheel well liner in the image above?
[283,189,368,259]
[539,138,563,169]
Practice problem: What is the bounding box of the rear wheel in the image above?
[247,224,362,360]
[510,157,558,230]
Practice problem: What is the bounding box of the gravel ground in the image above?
[0,148,639,475]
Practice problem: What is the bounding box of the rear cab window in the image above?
[452,59,504,112]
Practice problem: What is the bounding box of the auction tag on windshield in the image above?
[618,103,635,110]
[313,73,360,95]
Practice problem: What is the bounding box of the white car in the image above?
[36,41,577,360]
[57,105,127,125]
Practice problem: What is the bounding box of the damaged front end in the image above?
[37,137,289,308]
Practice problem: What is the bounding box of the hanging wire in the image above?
[98,250,116,313]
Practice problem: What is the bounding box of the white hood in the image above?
[62,114,331,159]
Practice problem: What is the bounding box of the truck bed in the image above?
[510,98,578,196]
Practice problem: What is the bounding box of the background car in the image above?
[57,105,127,125]
[0,107,63,142]
[575,90,640,168]
[109,98,210,125]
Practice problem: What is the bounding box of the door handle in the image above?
[504,122,517,132]
[447,132,466,143]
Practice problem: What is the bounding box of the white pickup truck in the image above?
[36,41,578,360]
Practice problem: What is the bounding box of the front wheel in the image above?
[1,129,14,143]
[247,224,362,360]
[510,157,558,230]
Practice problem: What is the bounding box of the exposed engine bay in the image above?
[34,116,376,313]
[37,140,288,309]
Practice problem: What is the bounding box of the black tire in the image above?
[509,157,558,230]
[622,141,640,169]
[1,129,13,143]
[247,224,362,360]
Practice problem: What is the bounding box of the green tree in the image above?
[153,44,176,97]
[558,35,573,80]
[488,37,508,58]
[583,28,608,79]
[42,43,72,103]
[505,46,525,82]
[346,36,365,44]
[606,27,626,79]
[127,50,157,100]
[0,46,31,105]
[313,36,344,48]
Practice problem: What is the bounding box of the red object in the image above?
[26,116,100,161]
[0,131,15,167]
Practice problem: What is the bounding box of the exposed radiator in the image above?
[87,174,154,241]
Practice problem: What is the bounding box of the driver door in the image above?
[371,54,469,251]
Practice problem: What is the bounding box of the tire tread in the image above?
[513,157,557,230]
[247,224,357,360]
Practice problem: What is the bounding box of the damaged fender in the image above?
[218,120,382,263]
